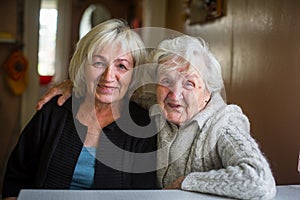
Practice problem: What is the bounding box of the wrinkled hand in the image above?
[36,79,73,110]
[163,176,185,190]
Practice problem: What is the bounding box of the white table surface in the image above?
[17,185,300,200]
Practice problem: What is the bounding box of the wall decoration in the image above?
[185,0,224,25]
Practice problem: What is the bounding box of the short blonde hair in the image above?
[69,19,146,98]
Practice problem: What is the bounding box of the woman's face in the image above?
[156,63,211,125]
[85,44,134,105]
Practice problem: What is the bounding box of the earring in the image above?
[205,96,211,104]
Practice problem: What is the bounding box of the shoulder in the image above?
[39,95,72,113]
[215,104,249,124]
[217,104,244,116]
[211,104,251,135]
[214,104,249,123]
[37,95,72,117]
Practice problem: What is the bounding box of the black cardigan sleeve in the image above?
[2,97,69,198]
[2,109,46,198]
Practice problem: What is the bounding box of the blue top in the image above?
[70,146,96,189]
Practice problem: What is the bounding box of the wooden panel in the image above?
[184,0,300,184]
[0,0,21,194]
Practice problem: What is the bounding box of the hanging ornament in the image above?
[4,50,29,95]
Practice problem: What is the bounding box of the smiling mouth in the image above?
[97,84,118,93]
[167,102,182,109]
[97,84,117,88]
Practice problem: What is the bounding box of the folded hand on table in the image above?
[163,176,186,190]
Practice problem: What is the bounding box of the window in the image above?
[38,0,57,84]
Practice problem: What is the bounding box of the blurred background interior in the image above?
[0,0,300,193]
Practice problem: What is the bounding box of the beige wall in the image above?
[166,0,300,184]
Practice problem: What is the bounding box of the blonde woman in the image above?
[2,19,157,200]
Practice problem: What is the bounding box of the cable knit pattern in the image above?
[152,93,276,200]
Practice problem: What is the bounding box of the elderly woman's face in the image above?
[85,44,134,105]
[156,63,211,125]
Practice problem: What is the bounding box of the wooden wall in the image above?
[166,0,300,184]
[0,0,21,193]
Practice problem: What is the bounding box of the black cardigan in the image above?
[2,96,157,198]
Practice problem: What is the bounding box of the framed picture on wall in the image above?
[185,0,224,25]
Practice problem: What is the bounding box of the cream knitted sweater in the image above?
[151,93,276,200]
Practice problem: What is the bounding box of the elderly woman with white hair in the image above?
[151,35,276,200]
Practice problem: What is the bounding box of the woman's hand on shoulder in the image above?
[36,79,73,110]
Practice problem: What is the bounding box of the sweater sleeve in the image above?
[2,110,45,198]
[2,97,65,198]
[181,105,276,200]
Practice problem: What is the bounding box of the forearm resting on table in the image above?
[163,176,185,190]
[36,79,73,110]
